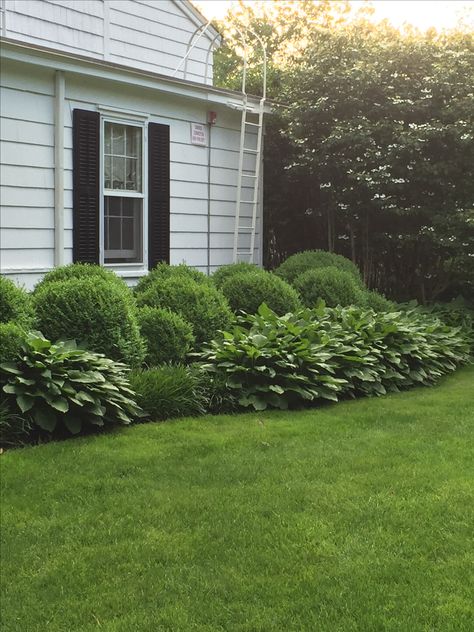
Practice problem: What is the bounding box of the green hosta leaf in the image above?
[16,377,36,386]
[250,334,268,348]
[75,391,96,404]
[0,362,22,375]
[49,397,69,413]
[59,339,78,352]
[269,385,285,394]
[64,416,82,434]
[17,394,35,413]
[34,408,57,432]
[88,416,105,427]
[250,398,268,411]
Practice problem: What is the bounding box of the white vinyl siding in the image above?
[0,56,262,288]
[2,0,216,84]
[0,63,58,275]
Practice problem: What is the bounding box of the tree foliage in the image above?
[214,2,474,302]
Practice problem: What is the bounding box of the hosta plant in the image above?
[197,303,470,411]
[0,332,142,435]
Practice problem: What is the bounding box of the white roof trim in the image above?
[0,38,269,111]
[177,1,221,43]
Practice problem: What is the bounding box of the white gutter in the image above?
[54,70,65,267]
[1,38,271,112]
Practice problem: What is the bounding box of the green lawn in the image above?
[1,366,473,632]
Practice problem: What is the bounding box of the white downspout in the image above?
[54,70,65,267]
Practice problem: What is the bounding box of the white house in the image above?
[0,0,266,289]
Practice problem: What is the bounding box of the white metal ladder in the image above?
[176,22,267,264]
[232,29,267,264]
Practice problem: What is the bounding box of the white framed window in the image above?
[101,118,147,266]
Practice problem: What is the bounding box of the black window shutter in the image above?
[148,122,170,268]
[72,109,100,264]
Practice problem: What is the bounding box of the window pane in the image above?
[104,197,143,263]
[107,217,122,251]
[104,122,142,192]
[104,155,111,189]
[104,126,111,154]
[112,124,125,155]
[126,158,140,191]
[122,218,135,250]
[112,156,126,190]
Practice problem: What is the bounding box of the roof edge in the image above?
[179,1,221,42]
[0,37,269,107]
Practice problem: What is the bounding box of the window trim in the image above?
[99,115,148,268]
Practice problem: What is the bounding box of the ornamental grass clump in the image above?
[34,276,145,367]
[130,365,208,421]
[0,332,142,435]
[293,267,365,308]
[275,249,363,285]
[220,270,301,315]
[197,303,470,411]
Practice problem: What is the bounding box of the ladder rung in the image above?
[244,121,261,127]
[242,173,258,178]
[238,226,254,231]
[243,147,258,153]
[237,251,252,255]
[239,200,258,205]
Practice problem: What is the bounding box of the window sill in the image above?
[104,266,149,278]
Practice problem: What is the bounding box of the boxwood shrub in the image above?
[135,263,210,295]
[130,365,208,421]
[0,276,35,327]
[197,303,470,411]
[365,290,395,312]
[275,249,362,285]
[34,277,145,366]
[137,306,194,366]
[0,322,25,366]
[136,276,232,347]
[293,267,365,308]
[211,262,265,289]
[34,263,128,292]
[1,332,142,435]
[220,270,301,315]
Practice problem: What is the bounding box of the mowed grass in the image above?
[1,367,473,632]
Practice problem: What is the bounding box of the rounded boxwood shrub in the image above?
[220,271,301,315]
[0,276,35,327]
[294,267,365,308]
[135,263,210,295]
[211,262,265,289]
[34,277,145,366]
[275,250,363,285]
[365,290,395,312]
[130,365,208,421]
[34,263,128,293]
[136,276,232,347]
[0,322,25,365]
[137,306,194,366]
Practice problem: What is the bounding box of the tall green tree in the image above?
[214,4,474,302]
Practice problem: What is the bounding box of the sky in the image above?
[193,0,474,31]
